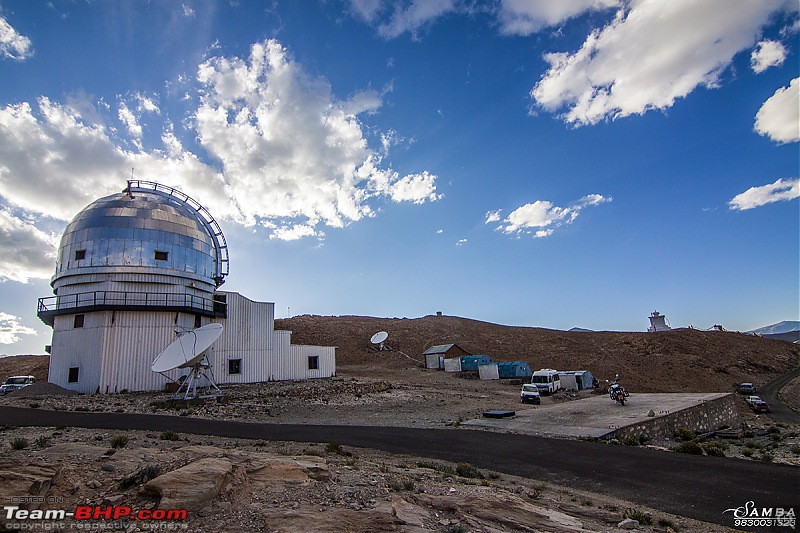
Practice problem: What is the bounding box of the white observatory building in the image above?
[37,181,335,394]
[647,311,672,332]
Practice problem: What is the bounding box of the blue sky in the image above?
[0,0,798,354]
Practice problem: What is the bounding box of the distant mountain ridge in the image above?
[748,321,800,335]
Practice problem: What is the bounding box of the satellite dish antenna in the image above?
[370,331,390,351]
[151,323,224,400]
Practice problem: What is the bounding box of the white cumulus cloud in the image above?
[531,0,789,126]
[755,78,800,144]
[0,38,439,281]
[194,39,440,232]
[729,178,800,210]
[497,0,619,35]
[0,312,37,344]
[494,194,611,237]
[0,15,33,61]
[386,171,442,204]
[751,39,786,73]
[0,207,59,283]
[484,209,502,224]
[117,93,161,139]
[0,98,129,221]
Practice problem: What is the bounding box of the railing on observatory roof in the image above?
[37,291,227,326]
[125,180,229,287]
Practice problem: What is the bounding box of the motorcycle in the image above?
[608,373,629,405]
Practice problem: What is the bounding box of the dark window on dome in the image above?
[68,367,79,383]
[228,359,241,375]
[74,249,86,261]
[154,250,169,261]
[73,314,85,328]
[308,356,319,370]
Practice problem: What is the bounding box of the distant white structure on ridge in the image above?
[648,311,671,332]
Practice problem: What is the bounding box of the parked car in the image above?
[751,400,771,413]
[739,383,757,394]
[0,375,36,396]
[745,395,762,406]
[520,384,541,404]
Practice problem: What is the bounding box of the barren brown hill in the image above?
[0,355,49,383]
[276,314,800,393]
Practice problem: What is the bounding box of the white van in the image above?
[531,369,560,395]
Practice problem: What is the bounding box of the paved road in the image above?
[1,406,796,527]
[759,364,800,424]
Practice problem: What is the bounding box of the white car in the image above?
[0,375,36,396]
[520,384,541,404]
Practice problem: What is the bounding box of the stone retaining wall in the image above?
[606,393,740,441]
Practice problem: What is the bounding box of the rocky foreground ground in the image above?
[2,425,746,533]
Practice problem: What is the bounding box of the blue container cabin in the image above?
[496,361,532,379]
[459,355,493,371]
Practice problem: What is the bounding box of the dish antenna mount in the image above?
[151,323,224,400]
[370,331,390,351]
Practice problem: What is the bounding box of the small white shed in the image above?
[479,363,499,380]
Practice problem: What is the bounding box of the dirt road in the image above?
[759,364,800,424]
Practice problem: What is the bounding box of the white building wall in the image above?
[213,292,275,384]
[100,311,194,393]
[49,313,106,394]
[288,345,336,379]
[47,291,335,393]
[205,292,335,384]
[444,357,462,373]
[425,354,444,369]
[50,310,201,394]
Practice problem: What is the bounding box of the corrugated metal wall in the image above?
[49,313,106,394]
[212,294,335,382]
[101,311,185,393]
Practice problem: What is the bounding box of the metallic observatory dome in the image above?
[53,181,228,288]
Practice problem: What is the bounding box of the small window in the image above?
[228,359,241,375]
[68,367,79,383]
[74,249,86,261]
[154,250,169,261]
[308,356,319,370]
[194,315,202,328]
[73,314,85,328]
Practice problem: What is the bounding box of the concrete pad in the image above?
[463,393,731,439]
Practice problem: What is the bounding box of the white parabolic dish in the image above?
[370,331,389,344]
[151,323,223,372]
